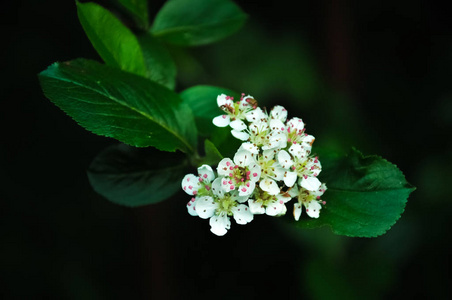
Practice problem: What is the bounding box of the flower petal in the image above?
[248,163,261,182]
[293,203,302,221]
[181,174,201,195]
[259,178,280,195]
[240,142,259,154]
[266,200,285,216]
[186,197,198,216]
[283,171,298,187]
[305,200,322,218]
[231,204,254,225]
[270,105,288,122]
[248,199,265,214]
[197,164,215,183]
[238,180,255,196]
[217,94,233,107]
[213,114,230,127]
[234,149,254,167]
[277,150,293,169]
[230,119,247,131]
[217,158,235,176]
[300,176,321,191]
[196,196,218,219]
[245,107,267,123]
[288,143,307,159]
[209,213,231,236]
[231,130,250,141]
[211,178,225,197]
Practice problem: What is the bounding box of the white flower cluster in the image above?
[181,93,327,236]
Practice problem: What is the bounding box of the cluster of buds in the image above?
[181,94,327,236]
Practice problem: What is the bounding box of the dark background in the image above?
[1,0,451,299]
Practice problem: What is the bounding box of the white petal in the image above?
[269,119,285,132]
[245,107,267,122]
[272,164,286,181]
[211,178,225,197]
[289,143,307,159]
[231,204,254,224]
[209,213,231,236]
[197,164,215,183]
[196,196,218,219]
[217,158,235,176]
[266,200,285,216]
[277,150,293,169]
[262,149,276,160]
[220,177,236,192]
[229,119,247,131]
[287,117,305,132]
[300,176,321,191]
[231,130,250,141]
[238,181,255,196]
[283,171,298,187]
[240,142,259,154]
[305,200,322,218]
[302,135,315,150]
[233,149,254,167]
[293,203,302,221]
[186,197,198,216]
[248,163,261,182]
[181,174,201,196]
[248,199,265,214]
[230,191,249,203]
[287,184,299,197]
[213,114,230,127]
[217,94,233,107]
[311,182,327,198]
[270,105,288,122]
[259,178,280,195]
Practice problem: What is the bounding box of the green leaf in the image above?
[38,59,196,153]
[201,139,223,166]
[88,144,188,206]
[115,0,149,29]
[151,0,247,46]
[179,85,241,157]
[290,148,415,237]
[77,1,176,89]
[137,33,177,90]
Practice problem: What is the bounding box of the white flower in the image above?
[212,94,255,141]
[293,183,327,220]
[217,149,261,196]
[286,117,315,153]
[257,149,285,195]
[182,165,216,216]
[248,187,295,217]
[277,149,322,191]
[181,164,215,196]
[196,178,253,236]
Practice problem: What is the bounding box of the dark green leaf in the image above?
[88,144,188,206]
[77,1,176,88]
[77,1,147,75]
[115,0,149,29]
[38,59,196,153]
[151,0,247,46]
[201,139,223,166]
[179,85,241,157]
[289,148,415,237]
[137,33,177,90]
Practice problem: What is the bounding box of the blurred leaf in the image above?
[88,144,188,206]
[179,85,241,157]
[290,148,415,237]
[151,0,247,46]
[115,0,149,29]
[38,59,196,153]
[77,1,176,88]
